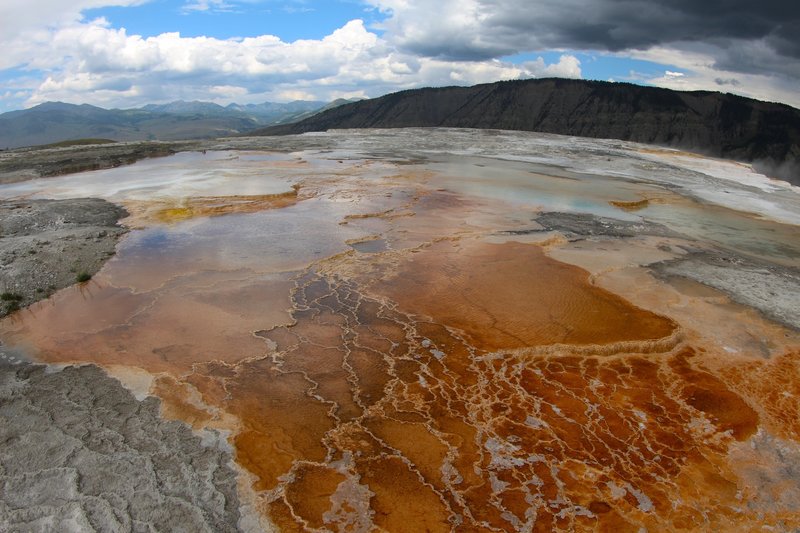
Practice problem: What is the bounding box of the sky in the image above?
[0,0,797,112]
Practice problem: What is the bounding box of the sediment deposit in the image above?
[0,129,798,531]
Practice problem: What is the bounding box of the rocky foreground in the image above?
[0,190,251,532]
[0,364,243,532]
[0,198,127,317]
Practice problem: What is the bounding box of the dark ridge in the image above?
[255,78,800,185]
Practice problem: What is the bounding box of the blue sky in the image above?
[0,0,796,112]
[84,0,383,41]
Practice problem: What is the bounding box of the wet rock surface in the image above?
[533,211,680,239]
[532,212,800,332]
[0,198,128,317]
[653,252,800,331]
[0,141,195,184]
[0,131,798,531]
[0,363,242,532]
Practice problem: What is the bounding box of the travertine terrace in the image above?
[1,129,799,531]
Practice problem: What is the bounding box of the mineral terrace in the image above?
[0,129,799,532]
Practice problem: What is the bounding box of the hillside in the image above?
[257,78,800,185]
[0,100,326,149]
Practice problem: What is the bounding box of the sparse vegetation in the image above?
[1,292,23,301]
[37,138,117,149]
[1,292,23,315]
[76,271,92,283]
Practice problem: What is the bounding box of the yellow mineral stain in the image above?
[610,198,651,211]
[123,188,300,227]
[635,147,714,160]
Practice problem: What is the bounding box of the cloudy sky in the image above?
[0,0,797,112]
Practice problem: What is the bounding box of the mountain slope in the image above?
[225,100,326,124]
[0,100,328,149]
[256,78,800,185]
[143,100,326,124]
[0,102,257,148]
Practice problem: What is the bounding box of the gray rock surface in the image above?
[533,211,680,239]
[0,364,242,532]
[0,198,128,317]
[528,211,800,331]
[653,252,800,331]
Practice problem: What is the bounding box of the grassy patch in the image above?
[76,272,92,283]
[0,292,23,301]
[1,293,23,314]
[37,138,117,149]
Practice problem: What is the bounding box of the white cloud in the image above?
[362,0,799,107]
[0,0,145,42]
[0,0,794,111]
[5,13,578,109]
[628,45,800,108]
[522,55,582,79]
[209,85,249,97]
[366,0,506,59]
[182,0,235,13]
[0,91,29,101]
[273,89,319,101]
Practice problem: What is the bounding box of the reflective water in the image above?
[348,237,389,253]
[418,154,800,266]
[0,151,298,200]
[426,156,647,220]
[1,129,799,531]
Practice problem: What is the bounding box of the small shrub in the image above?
[76,272,92,283]
[0,292,22,301]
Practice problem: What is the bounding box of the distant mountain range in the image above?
[4,81,798,185]
[258,78,800,185]
[0,99,358,149]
